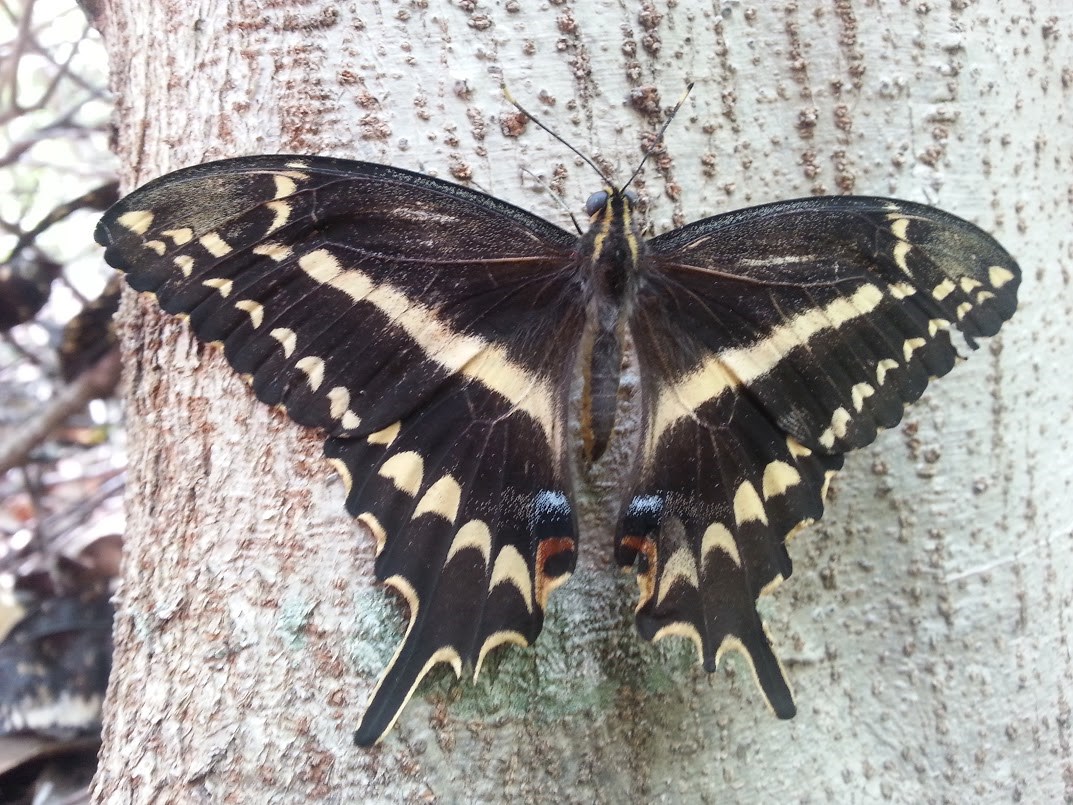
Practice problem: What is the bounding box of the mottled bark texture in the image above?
[93,0,1070,801]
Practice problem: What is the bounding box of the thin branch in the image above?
[0,349,120,477]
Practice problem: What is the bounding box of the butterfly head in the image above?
[584,187,640,221]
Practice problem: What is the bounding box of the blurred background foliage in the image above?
[1,0,121,801]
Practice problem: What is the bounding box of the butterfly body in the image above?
[96,154,1019,744]
[575,187,646,463]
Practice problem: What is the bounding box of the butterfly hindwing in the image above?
[618,196,1019,712]
[95,155,587,744]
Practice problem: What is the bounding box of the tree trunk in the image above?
[92,0,1070,801]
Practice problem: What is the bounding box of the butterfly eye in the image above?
[584,190,609,217]
[624,188,639,206]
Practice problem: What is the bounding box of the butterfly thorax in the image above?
[579,187,645,464]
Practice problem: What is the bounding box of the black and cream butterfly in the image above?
[96,142,1019,745]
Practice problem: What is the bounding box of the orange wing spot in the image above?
[620,535,658,611]
[535,537,576,609]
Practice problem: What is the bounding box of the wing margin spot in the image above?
[701,522,741,567]
[733,481,768,526]
[489,546,534,613]
[295,355,325,391]
[445,519,492,565]
[762,461,801,499]
[412,474,462,523]
[656,547,700,606]
[378,451,424,496]
[368,421,401,446]
[234,299,264,327]
[269,327,297,358]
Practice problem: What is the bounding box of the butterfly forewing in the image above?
[617,196,1019,714]
[96,156,587,744]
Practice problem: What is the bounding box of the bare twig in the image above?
[0,349,120,477]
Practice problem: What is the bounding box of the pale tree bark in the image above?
[91,0,1070,801]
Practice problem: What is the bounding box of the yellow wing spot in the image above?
[202,277,233,298]
[327,457,352,494]
[928,318,951,336]
[830,406,852,438]
[162,227,193,245]
[820,469,837,503]
[273,174,297,198]
[445,520,492,565]
[902,337,927,362]
[888,282,916,299]
[117,210,153,235]
[786,436,812,458]
[282,163,310,174]
[357,512,387,554]
[253,242,293,261]
[198,232,232,257]
[786,517,816,543]
[988,265,1016,288]
[342,411,360,429]
[850,382,875,412]
[701,522,741,567]
[656,547,700,606]
[367,421,401,446]
[474,631,529,680]
[174,255,195,277]
[378,451,424,496]
[976,290,996,304]
[412,474,462,523]
[145,240,166,256]
[959,277,982,293]
[956,302,973,321]
[537,574,572,611]
[876,358,899,386]
[733,481,768,526]
[265,200,291,235]
[489,545,533,613]
[762,461,801,499]
[760,573,785,596]
[819,407,852,449]
[652,622,704,662]
[889,217,910,240]
[383,574,419,633]
[932,278,956,301]
[893,241,912,274]
[234,299,264,328]
[295,355,325,391]
[269,327,297,358]
[328,386,351,418]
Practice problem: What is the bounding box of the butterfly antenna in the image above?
[502,85,613,186]
[622,82,694,192]
[519,166,584,234]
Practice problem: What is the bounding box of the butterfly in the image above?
[95,128,1019,745]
